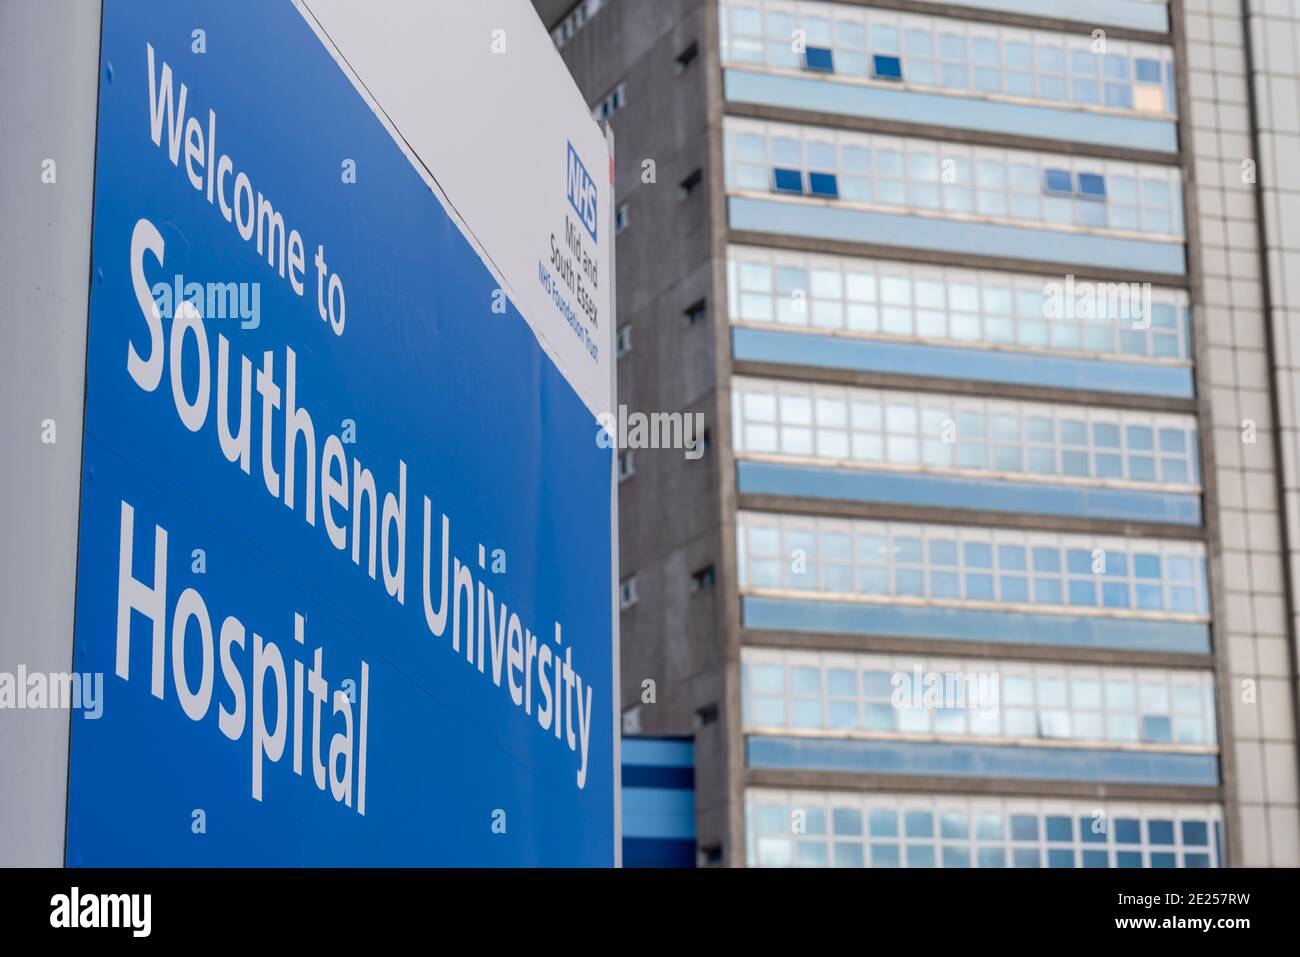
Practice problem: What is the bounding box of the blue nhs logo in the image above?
[566,141,598,242]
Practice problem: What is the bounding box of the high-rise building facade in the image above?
[538,0,1300,866]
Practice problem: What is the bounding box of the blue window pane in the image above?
[772,168,803,194]
[1048,848,1075,868]
[1148,819,1175,845]
[1182,820,1209,846]
[1011,815,1038,841]
[1033,548,1060,572]
[1093,422,1121,447]
[907,845,935,868]
[977,847,1006,868]
[976,814,1003,840]
[964,542,993,567]
[1034,579,1062,604]
[1067,550,1093,574]
[929,540,958,565]
[869,809,898,837]
[1115,819,1141,844]
[941,813,969,839]
[805,46,834,72]
[905,811,934,838]
[966,574,994,599]
[1136,58,1161,83]
[1043,169,1073,195]
[1142,715,1173,743]
[942,845,971,867]
[896,538,924,563]
[1117,851,1142,867]
[808,172,839,198]
[1134,554,1161,578]
[872,54,903,80]
[1080,818,1106,843]
[871,843,900,867]
[1083,850,1109,868]
[998,545,1027,570]
[1069,580,1097,606]
[1102,582,1131,608]
[1046,816,1074,842]
[1012,848,1041,867]
[833,808,863,836]
[1150,852,1176,868]
[1000,576,1028,602]
[1185,853,1210,868]
[1105,83,1134,108]
[931,571,960,597]
[1077,173,1106,198]
[833,843,865,868]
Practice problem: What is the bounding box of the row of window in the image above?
[550,0,609,50]
[592,82,625,121]
[719,0,1176,115]
[742,648,1217,746]
[731,377,1201,488]
[736,511,1209,616]
[747,790,1223,868]
[726,246,1192,361]
[725,119,1186,237]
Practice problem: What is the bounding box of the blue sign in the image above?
[67,0,614,865]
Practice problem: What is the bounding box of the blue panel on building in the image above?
[736,460,1203,526]
[742,596,1213,654]
[747,735,1221,786]
[731,327,1195,399]
[728,196,1187,276]
[622,737,697,867]
[724,69,1179,154]
[66,0,614,865]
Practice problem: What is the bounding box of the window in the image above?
[808,171,839,198]
[747,789,1224,869]
[551,0,607,50]
[717,1,1176,118]
[731,377,1201,491]
[614,201,630,234]
[736,510,1209,616]
[592,82,626,121]
[773,167,804,193]
[872,54,903,81]
[679,168,704,197]
[804,46,834,72]
[725,118,1185,238]
[616,324,632,357]
[725,246,1193,361]
[618,450,635,482]
[1077,172,1106,199]
[685,298,708,324]
[675,41,699,74]
[619,576,639,609]
[692,565,717,591]
[1043,168,1073,195]
[742,647,1218,747]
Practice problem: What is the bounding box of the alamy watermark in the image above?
[0,667,103,719]
[597,404,705,460]
[151,273,261,329]
[1042,275,1152,328]
[891,667,1000,716]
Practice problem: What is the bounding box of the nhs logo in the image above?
[566,141,598,242]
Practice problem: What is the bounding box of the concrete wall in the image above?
[0,0,102,866]
[539,0,736,863]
